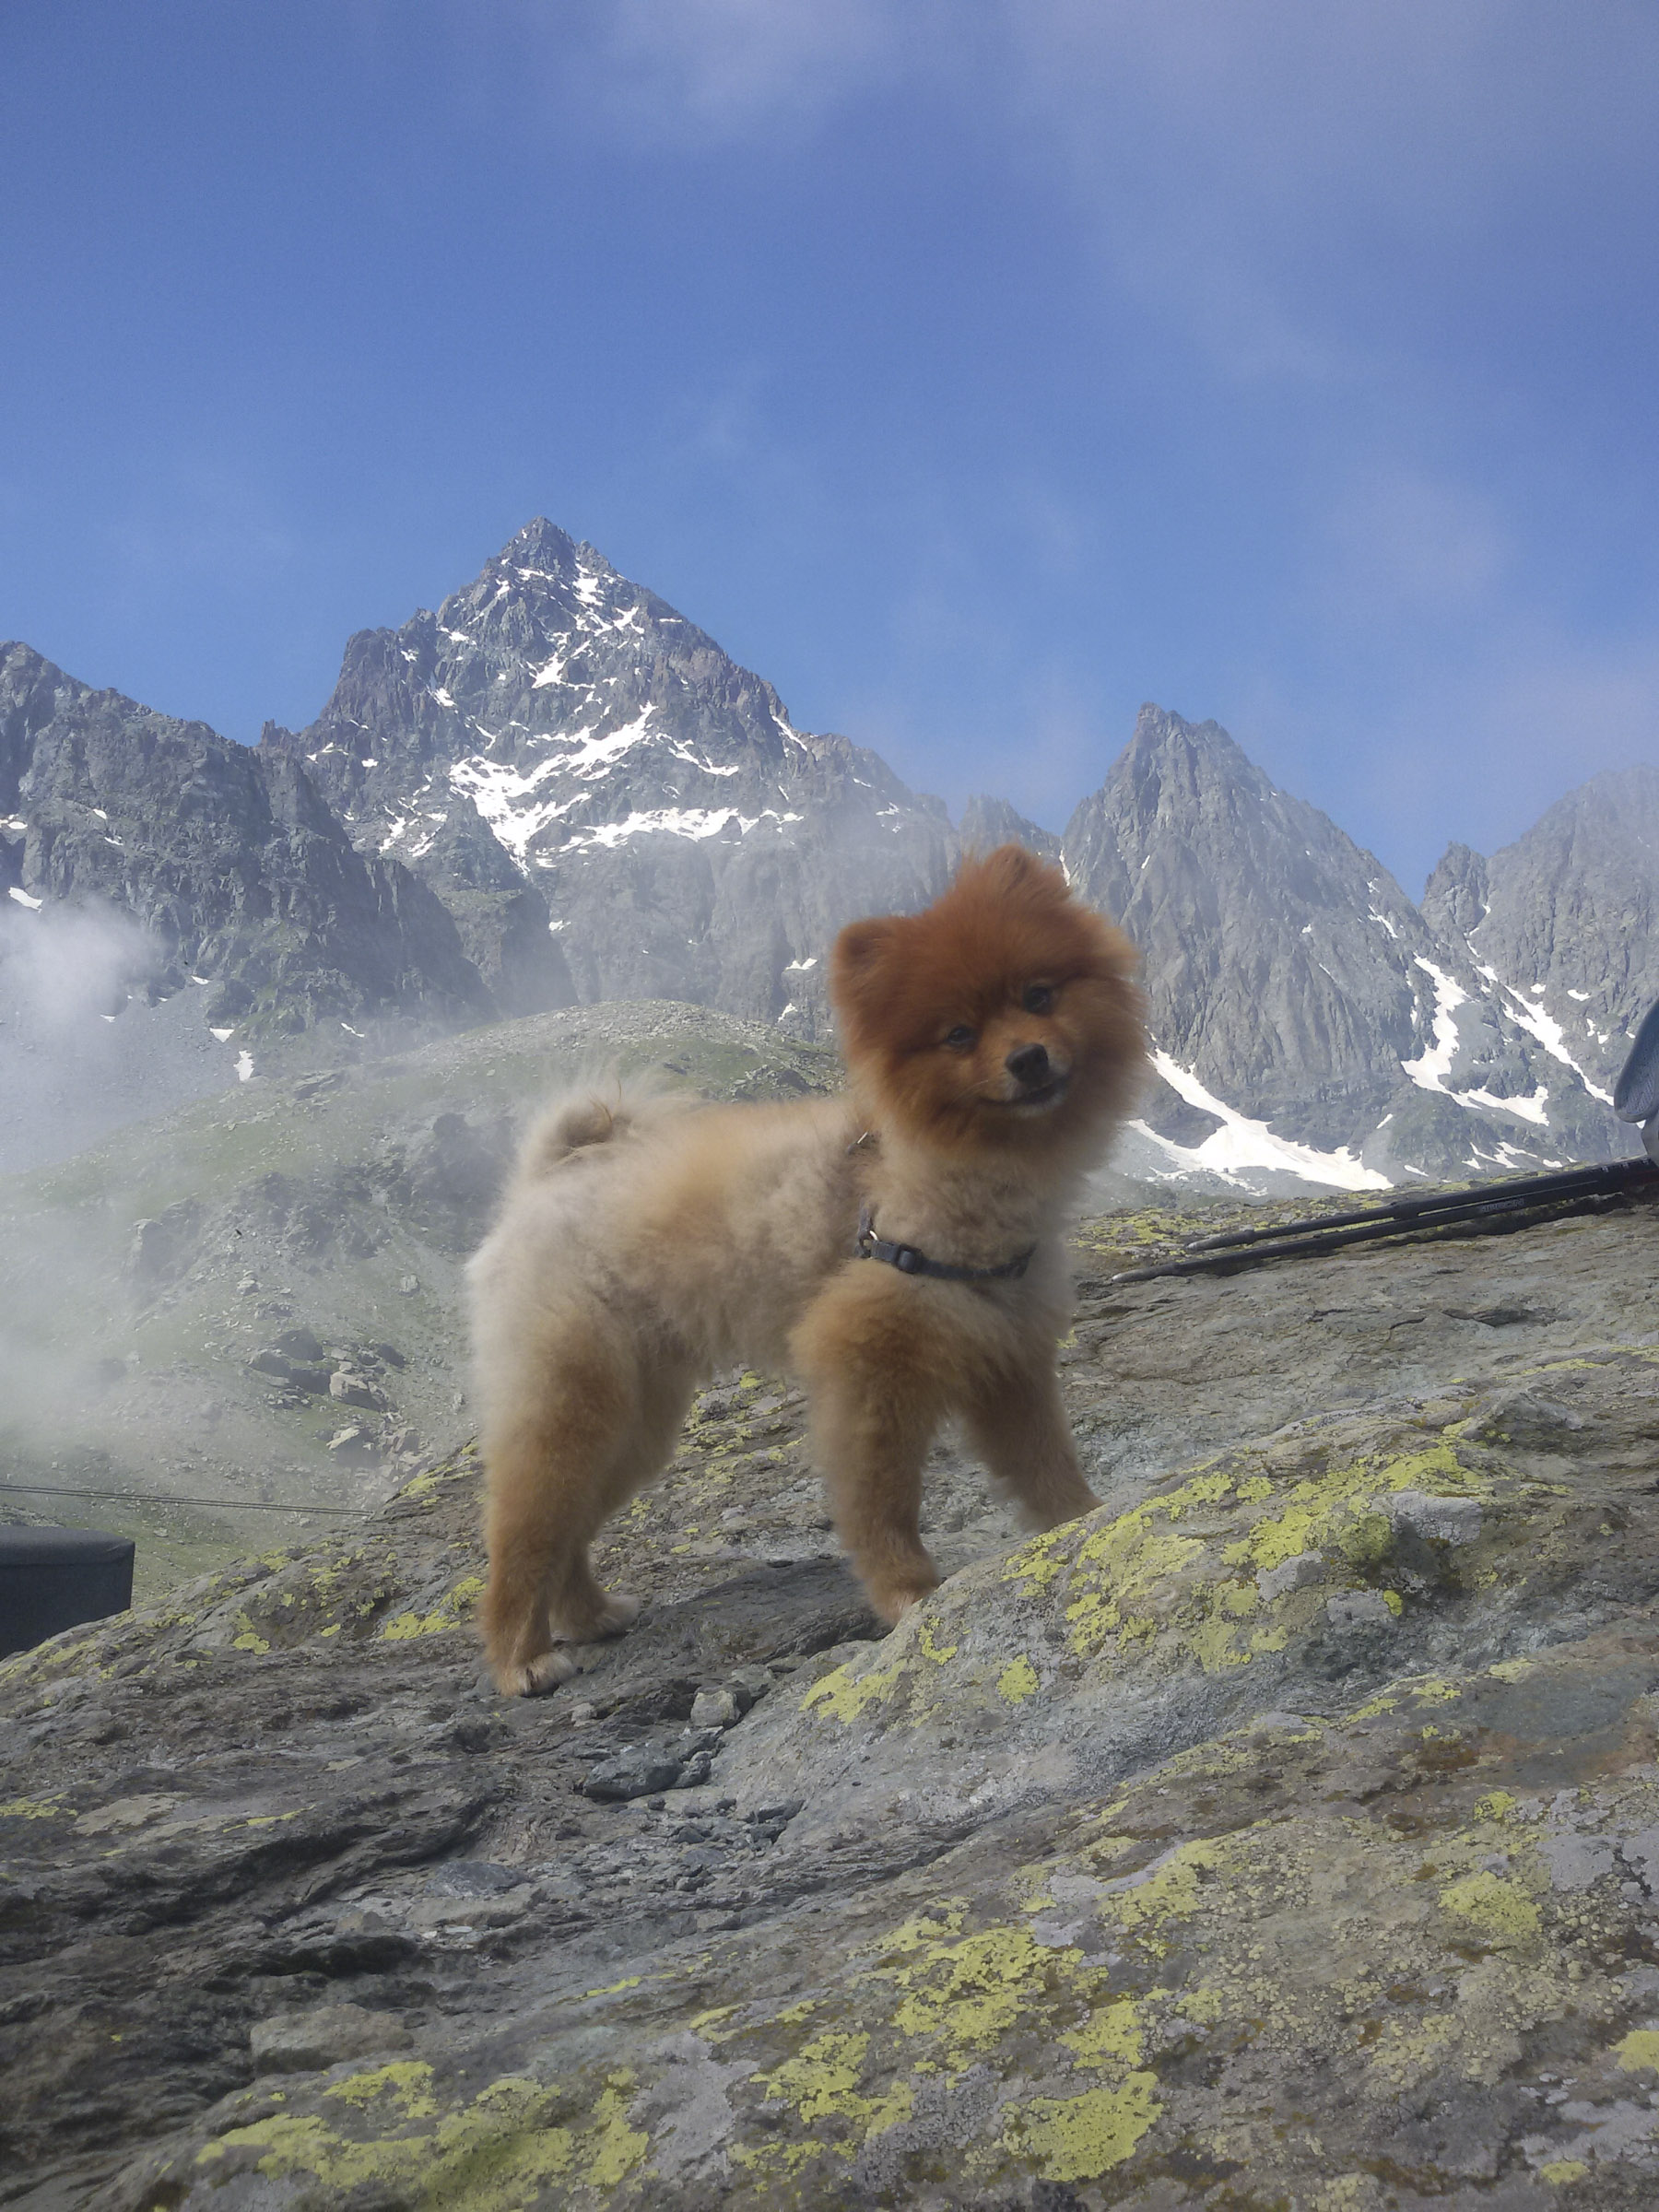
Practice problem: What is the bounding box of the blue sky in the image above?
[6,1,1658,895]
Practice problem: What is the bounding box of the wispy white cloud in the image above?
[510,0,917,148]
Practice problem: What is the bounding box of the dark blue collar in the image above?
[854,1203,1034,1283]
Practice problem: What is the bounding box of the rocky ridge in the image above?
[0,643,490,1046]
[3,521,1652,1188]
[1065,709,1619,1187]
[7,1188,1659,2205]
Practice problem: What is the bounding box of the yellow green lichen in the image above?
[748,2029,913,2137]
[916,1615,959,1665]
[1001,1525,1074,1593]
[1613,2029,1659,2072]
[1098,1839,1224,1943]
[999,2074,1161,2181]
[378,1607,456,1641]
[801,1657,903,1724]
[324,2061,438,2118]
[1061,1996,1147,2068]
[193,2066,646,2206]
[998,1654,1040,1705]
[1439,1871,1541,1948]
[1474,1790,1519,1820]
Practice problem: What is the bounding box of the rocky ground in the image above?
[6,1184,1659,2207]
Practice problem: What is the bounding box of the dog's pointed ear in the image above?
[832,915,897,982]
[831,915,900,1025]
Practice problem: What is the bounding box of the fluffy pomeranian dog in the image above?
[469,845,1147,1695]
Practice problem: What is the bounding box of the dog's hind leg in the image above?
[479,1324,692,1697]
[959,1360,1099,1533]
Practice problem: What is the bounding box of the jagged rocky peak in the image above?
[264,520,957,1038]
[1058,704,1630,1189]
[958,794,1061,861]
[1421,840,1489,940]
[1448,766,1659,1100]
[0,641,491,1051]
[266,516,802,865]
[1063,704,1433,1161]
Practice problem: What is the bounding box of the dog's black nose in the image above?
[1006,1042,1050,1086]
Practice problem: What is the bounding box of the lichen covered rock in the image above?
[7,1198,1659,2205]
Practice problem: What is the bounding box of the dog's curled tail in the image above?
[513,1077,689,1186]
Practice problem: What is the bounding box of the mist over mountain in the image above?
[2,519,1648,1194]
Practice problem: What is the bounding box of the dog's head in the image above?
[831,844,1147,1159]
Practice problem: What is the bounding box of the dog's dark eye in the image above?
[944,1024,977,1051]
[1021,983,1055,1015]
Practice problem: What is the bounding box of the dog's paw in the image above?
[591,1591,641,1638]
[875,1580,940,1628]
[500,1648,580,1698]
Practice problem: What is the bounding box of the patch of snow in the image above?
[7,887,42,911]
[235,1050,254,1083]
[401,650,418,664]
[1401,958,1466,1092]
[341,1022,364,1037]
[563,712,659,777]
[532,653,569,689]
[1567,988,1590,1001]
[669,743,740,776]
[1460,1085,1550,1126]
[563,806,751,851]
[1499,984,1614,1104]
[361,758,378,768]
[784,956,818,972]
[429,686,455,709]
[209,1027,235,1042]
[1369,909,1398,939]
[778,1002,798,1020]
[448,755,579,862]
[1152,1050,1391,1192]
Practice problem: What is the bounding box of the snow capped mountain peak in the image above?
[261,523,953,1037]
[7,527,1643,1192]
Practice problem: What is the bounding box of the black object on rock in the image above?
[0,1525,135,1658]
[1112,1157,1659,1284]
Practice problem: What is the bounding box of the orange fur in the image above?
[468,845,1147,1694]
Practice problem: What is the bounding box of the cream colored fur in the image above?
[469,1079,1100,1695]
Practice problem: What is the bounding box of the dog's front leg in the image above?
[793,1278,947,1625]
[960,1359,1100,1532]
